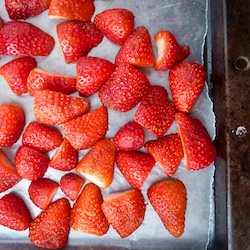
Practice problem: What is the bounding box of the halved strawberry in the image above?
[76,56,115,97]
[29,198,70,249]
[71,183,109,235]
[76,138,116,188]
[0,21,54,56]
[61,106,108,150]
[94,8,134,45]
[57,21,103,64]
[34,90,89,125]
[148,179,187,237]
[175,112,216,170]
[134,85,175,138]
[102,189,146,238]
[99,63,149,112]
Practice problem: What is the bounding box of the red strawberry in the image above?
[0,21,54,56]
[116,151,155,189]
[29,198,70,249]
[61,106,108,150]
[28,178,59,209]
[76,56,115,97]
[175,112,216,170]
[115,26,155,67]
[169,62,206,112]
[57,21,103,63]
[148,179,187,237]
[50,139,78,171]
[0,57,37,95]
[0,193,32,231]
[76,138,116,188]
[34,90,89,125]
[27,68,76,96]
[134,85,175,138]
[15,146,50,180]
[94,8,134,45]
[99,63,149,112]
[71,183,109,235]
[60,173,85,201]
[102,189,146,238]
[0,104,25,147]
[145,134,183,176]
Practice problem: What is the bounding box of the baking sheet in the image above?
[0,0,215,249]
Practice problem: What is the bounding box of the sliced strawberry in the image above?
[99,63,149,112]
[34,90,89,125]
[29,198,70,249]
[0,104,25,147]
[57,21,103,64]
[94,8,134,45]
[134,85,175,138]
[175,112,216,170]
[71,183,109,235]
[148,179,187,237]
[76,56,115,97]
[76,138,116,188]
[115,26,155,67]
[102,189,146,238]
[61,106,108,150]
[0,21,54,56]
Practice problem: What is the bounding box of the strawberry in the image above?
[15,146,50,180]
[115,26,155,67]
[50,139,78,171]
[0,57,37,95]
[0,21,54,56]
[116,151,155,189]
[148,179,187,237]
[34,90,89,125]
[61,106,108,150]
[57,21,103,64]
[94,8,134,45]
[0,193,32,231]
[29,198,70,249]
[169,62,206,112]
[76,56,115,97]
[99,63,149,112]
[28,178,59,209]
[145,134,183,176]
[71,183,109,235]
[175,112,216,170]
[102,189,146,238]
[27,68,76,96]
[0,104,25,147]
[76,138,116,188]
[134,85,175,138]
[60,173,85,201]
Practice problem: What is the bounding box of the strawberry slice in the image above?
[175,112,216,170]
[148,179,187,237]
[94,8,134,45]
[57,21,103,64]
[29,198,70,249]
[34,90,89,125]
[99,63,149,112]
[76,56,115,97]
[102,189,146,238]
[145,134,183,176]
[115,26,155,67]
[134,85,175,138]
[76,138,116,188]
[116,151,155,189]
[61,106,108,150]
[0,21,54,56]
[71,183,109,235]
